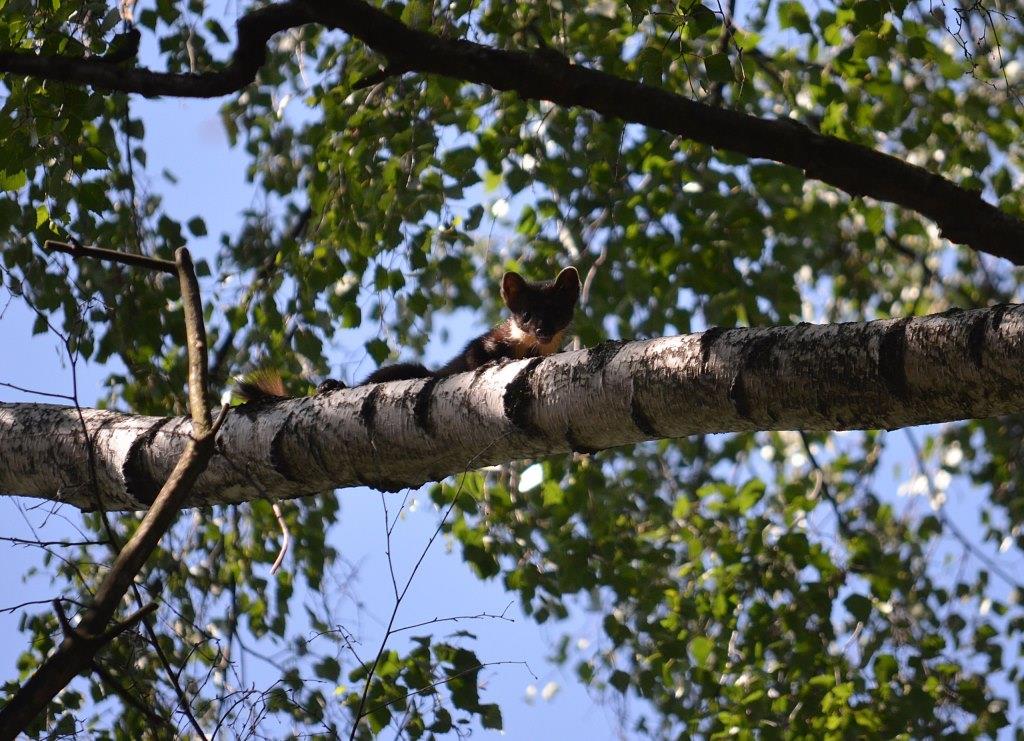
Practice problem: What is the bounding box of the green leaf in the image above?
[734,479,765,511]
[205,19,229,43]
[844,593,872,622]
[777,1,812,34]
[853,0,883,28]
[314,657,340,681]
[0,171,27,191]
[732,30,762,51]
[428,708,453,732]
[400,0,432,28]
[480,703,502,729]
[688,636,713,667]
[483,170,502,192]
[341,303,361,328]
[906,35,927,59]
[873,654,898,683]
[637,46,664,84]
[81,146,109,171]
[704,53,734,83]
[609,670,630,693]
[366,338,390,364]
[687,4,719,36]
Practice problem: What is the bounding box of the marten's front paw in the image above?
[316,378,348,394]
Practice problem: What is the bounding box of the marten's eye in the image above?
[521,311,532,323]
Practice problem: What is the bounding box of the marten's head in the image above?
[501,267,580,349]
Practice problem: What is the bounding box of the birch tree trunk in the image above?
[2,304,1021,512]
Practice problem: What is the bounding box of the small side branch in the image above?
[44,240,176,275]
[0,246,223,739]
[269,502,291,575]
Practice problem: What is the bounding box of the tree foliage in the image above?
[1,0,1023,736]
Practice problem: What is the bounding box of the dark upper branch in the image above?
[0,1,313,97]
[305,0,1024,265]
[1,0,1022,264]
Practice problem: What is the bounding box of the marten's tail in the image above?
[235,369,290,402]
[364,363,434,384]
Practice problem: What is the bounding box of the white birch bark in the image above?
[1,305,1022,512]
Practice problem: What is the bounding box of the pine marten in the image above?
[235,266,580,401]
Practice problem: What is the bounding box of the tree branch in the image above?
[304,0,1024,264]
[2,305,1023,512]
[1,1,1022,262]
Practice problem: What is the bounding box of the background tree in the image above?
[1,0,1023,737]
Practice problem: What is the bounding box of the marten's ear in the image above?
[501,271,527,309]
[553,266,580,303]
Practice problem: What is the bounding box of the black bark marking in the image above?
[472,362,494,381]
[725,335,777,422]
[413,376,440,434]
[269,420,305,483]
[745,334,779,372]
[583,340,626,374]
[503,357,544,436]
[122,417,173,506]
[991,303,1009,331]
[565,426,599,455]
[967,312,988,367]
[728,374,752,420]
[699,326,726,368]
[359,476,410,493]
[878,318,911,401]
[630,393,660,436]
[351,465,409,492]
[816,396,832,424]
[359,385,383,436]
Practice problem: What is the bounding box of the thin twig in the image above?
[90,660,170,728]
[350,434,512,738]
[0,536,107,548]
[0,598,82,615]
[392,602,514,634]
[0,382,75,401]
[44,239,176,275]
[799,431,852,538]
[269,502,290,575]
